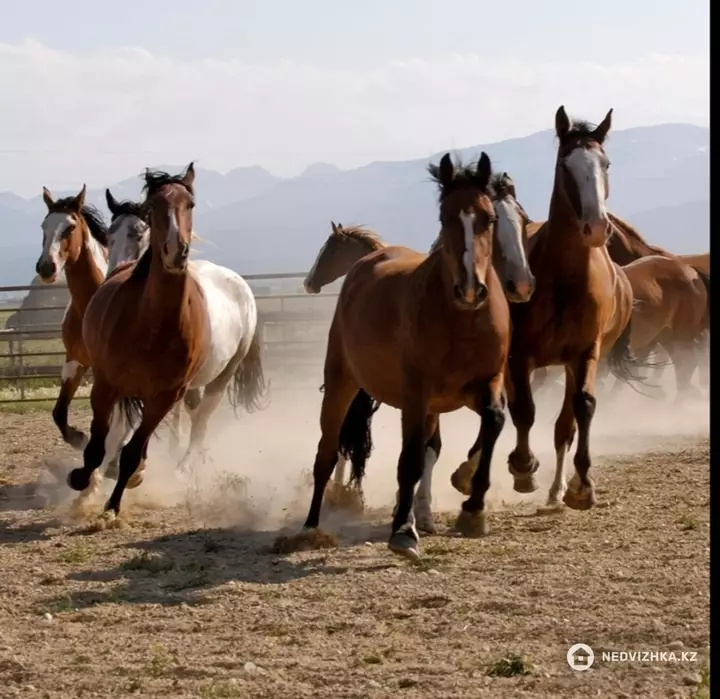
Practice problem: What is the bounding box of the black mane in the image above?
[142,168,194,197]
[489,173,516,200]
[427,157,491,198]
[109,199,145,221]
[565,119,599,140]
[53,198,109,247]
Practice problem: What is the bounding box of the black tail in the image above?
[118,397,179,441]
[339,389,381,487]
[606,312,659,388]
[228,328,270,416]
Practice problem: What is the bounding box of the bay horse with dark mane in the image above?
[36,186,110,450]
[66,164,212,523]
[299,153,520,562]
[301,172,535,535]
[456,106,645,512]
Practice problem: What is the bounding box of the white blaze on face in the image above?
[40,212,75,273]
[458,209,476,296]
[494,198,529,274]
[565,147,607,222]
[167,210,180,251]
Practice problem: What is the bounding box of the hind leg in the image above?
[563,348,599,511]
[177,387,224,473]
[543,366,576,510]
[52,361,89,449]
[102,405,135,482]
[666,340,703,403]
[303,369,359,530]
[504,357,540,494]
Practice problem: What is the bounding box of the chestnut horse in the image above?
[464,106,644,513]
[302,173,535,534]
[300,153,521,562]
[100,188,267,477]
[36,187,110,450]
[66,164,265,522]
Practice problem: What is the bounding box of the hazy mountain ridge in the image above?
[0,123,709,285]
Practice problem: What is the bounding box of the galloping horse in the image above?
[101,187,267,475]
[467,106,642,512]
[300,153,522,562]
[36,186,110,450]
[301,172,535,535]
[66,164,266,522]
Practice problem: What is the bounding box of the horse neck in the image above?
[142,247,192,324]
[64,229,108,313]
[607,214,668,262]
[541,179,595,277]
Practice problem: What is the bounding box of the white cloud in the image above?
[0,38,709,196]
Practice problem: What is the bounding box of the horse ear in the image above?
[330,221,338,234]
[182,161,195,189]
[42,187,54,210]
[105,188,120,216]
[73,184,87,211]
[438,153,455,185]
[555,105,571,140]
[475,152,492,189]
[593,108,613,143]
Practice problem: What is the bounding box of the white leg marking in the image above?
[414,446,438,534]
[548,444,568,505]
[334,453,347,484]
[61,360,81,383]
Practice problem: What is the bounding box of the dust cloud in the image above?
[111,356,708,535]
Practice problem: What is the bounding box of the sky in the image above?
[0,0,709,196]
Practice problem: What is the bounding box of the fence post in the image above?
[17,338,25,401]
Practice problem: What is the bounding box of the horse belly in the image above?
[189,274,257,388]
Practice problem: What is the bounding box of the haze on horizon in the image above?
[0,0,709,197]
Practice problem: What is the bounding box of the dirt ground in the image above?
[0,380,710,699]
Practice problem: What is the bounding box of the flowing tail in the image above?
[606,312,659,387]
[338,389,381,487]
[228,328,270,415]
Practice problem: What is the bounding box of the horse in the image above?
[297,152,527,562]
[600,254,709,401]
[101,187,268,475]
[65,164,267,522]
[36,186,110,450]
[300,172,535,534]
[464,106,645,513]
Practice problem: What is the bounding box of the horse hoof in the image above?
[563,484,596,511]
[450,455,479,496]
[454,509,488,538]
[536,501,566,515]
[388,533,421,564]
[415,512,437,535]
[67,428,88,451]
[513,473,538,494]
[126,471,145,489]
[67,468,91,492]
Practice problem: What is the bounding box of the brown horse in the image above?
[36,186,110,450]
[302,173,535,534]
[66,164,211,523]
[468,106,643,512]
[300,153,524,562]
[604,215,710,394]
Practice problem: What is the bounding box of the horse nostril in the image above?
[505,279,517,296]
[476,282,488,302]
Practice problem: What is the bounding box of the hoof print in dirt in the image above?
[454,510,488,538]
[271,528,338,554]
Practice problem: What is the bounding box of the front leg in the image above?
[563,348,599,510]
[505,356,539,493]
[455,374,506,538]
[389,382,429,563]
[52,360,89,450]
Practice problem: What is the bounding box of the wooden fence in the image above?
[0,273,339,404]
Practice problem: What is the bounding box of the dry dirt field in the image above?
[0,382,710,699]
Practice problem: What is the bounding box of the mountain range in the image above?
[0,123,709,286]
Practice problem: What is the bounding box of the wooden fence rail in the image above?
[0,274,339,403]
